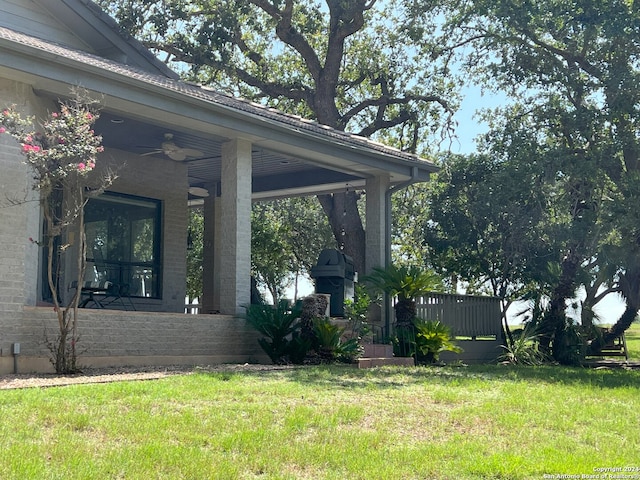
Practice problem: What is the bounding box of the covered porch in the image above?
[0,24,437,317]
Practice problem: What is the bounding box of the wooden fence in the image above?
[415,293,502,339]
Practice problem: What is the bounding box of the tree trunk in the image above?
[539,251,580,357]
[317,190,366,275]
[394,299,417,327]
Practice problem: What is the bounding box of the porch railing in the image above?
[415,293,502,339]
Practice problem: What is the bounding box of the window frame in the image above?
[84,191,163,299]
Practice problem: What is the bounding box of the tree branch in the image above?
[249,0,324,82]
[343,93,454,132]
[143,40,314,104]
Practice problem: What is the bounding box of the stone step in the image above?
[357,357,415,369]
[362,343,394,359]
[357,344,415,369]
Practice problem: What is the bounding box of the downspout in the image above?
[383,166,421,336]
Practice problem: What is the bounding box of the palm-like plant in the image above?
[364,265,442,326]
[312,318,362,364]
[243,303,303,364]
[414,320,463,363]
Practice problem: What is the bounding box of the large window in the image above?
[84,192,162,298]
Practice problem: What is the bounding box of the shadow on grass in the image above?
[196,363,640,391]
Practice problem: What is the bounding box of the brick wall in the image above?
[0,80,47,312]
[0,307,267,374]
[1,79,195,368]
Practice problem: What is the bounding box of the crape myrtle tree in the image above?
[99,0,458,275]
[0,89,114,373]
[399,0,639,360]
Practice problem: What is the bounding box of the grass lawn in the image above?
[624,322,640,360]
[1,364,639,479]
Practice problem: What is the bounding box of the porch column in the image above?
[219,138,252,315]
[365,174,391,327]
[201,190,221,313]
[365,174,390,275]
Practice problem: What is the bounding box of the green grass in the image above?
[1,365,639,479]
[625,322,640,360]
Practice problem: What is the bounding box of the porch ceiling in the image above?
[95,111,366,201]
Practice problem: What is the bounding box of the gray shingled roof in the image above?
[0,24,436,170]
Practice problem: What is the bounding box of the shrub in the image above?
[343,283,373,341]
[243,303,303,364]
[312,317,362,364]
[414,319,462,364]
[498,324,548,365]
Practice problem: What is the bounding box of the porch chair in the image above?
[76,246,135,310]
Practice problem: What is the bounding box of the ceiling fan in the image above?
[141,133,203,161]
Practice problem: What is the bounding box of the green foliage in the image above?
[343,283,374,340]
[312,317,362,364]
[244,303,362,364]
[251,198,334,303]
[243,303,303,364]
[498,324,548,366]
[363,264,443,302]
[414,319,462,364]
[441,0,640,353]
[552,321,588,366]
[425,152,551,302]
[186,208,204,300]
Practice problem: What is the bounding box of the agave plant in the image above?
[414,319,462,363]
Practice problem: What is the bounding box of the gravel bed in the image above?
[0,364,291,390]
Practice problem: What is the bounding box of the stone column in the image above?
[365,174,391,327]
[201,190,221,313]
[219,138,252,315]
[365,174,390,275]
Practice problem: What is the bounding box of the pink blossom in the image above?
[0,127,5,134]
[97,146,104,153]
[52,112,58,118]
[86,113,93,120]
[88,161,95,169]
[31,145,41,153]
[77,162,86,171]
[25,135,33,143]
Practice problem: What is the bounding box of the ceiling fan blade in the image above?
[167,147,204,161]
[188,186,209,197]
[167,150,187,161]
[140,149,162,156]
[180,148,204,158]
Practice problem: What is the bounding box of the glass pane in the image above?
[84,192,162,298]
